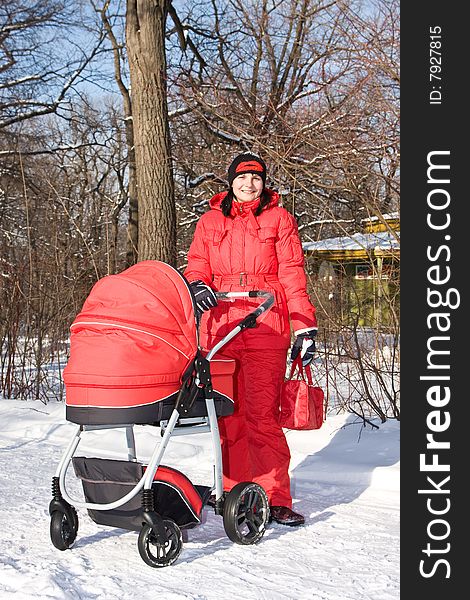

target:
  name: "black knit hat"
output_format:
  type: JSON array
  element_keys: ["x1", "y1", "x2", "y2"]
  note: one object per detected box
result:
[{"x1": 227, "y1": 152, "x2": 267, "y2": 187}]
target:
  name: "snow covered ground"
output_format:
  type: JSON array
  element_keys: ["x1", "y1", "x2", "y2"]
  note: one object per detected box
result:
[{"x1": 0, "y1": 399, "x2": 399, "y2": 600}]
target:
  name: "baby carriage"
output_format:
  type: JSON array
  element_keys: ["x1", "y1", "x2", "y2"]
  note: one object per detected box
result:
[{"x1": 49, "y1": 260, "x2": 274, "y2": 567}]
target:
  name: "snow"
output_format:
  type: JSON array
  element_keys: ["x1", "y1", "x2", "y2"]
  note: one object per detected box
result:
[
  {"x1": 360, "y1": 213, "x2": 399, "y2": 224},
  {"x1": 0, "y1": 399, "x2": 399, "y2": 599},
  {"x1": 303, "y1": 230, "x2": 400, "y2": 252}
]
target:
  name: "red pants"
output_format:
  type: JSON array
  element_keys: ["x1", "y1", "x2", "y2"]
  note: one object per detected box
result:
[{"x1": 217, "y1": 346, "x2": 292, "y2": 507}]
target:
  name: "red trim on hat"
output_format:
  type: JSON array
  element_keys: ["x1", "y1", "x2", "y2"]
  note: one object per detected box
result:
[{"x1": 235, "y1": 161, "x2": 264, "y2": 173}]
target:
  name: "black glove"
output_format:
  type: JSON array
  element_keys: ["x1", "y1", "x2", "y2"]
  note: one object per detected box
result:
[
  {"x1": 290, "y1": 329, "x2": 317, "y2": 367},
  {"x1": 190, "y1": 280, "x2": 218, "y2": 315}
]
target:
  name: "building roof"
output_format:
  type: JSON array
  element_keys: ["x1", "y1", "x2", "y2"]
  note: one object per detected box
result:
[
  {"x1": 303, "y1": 230, "x2": 400, "y2": 260},
  {"x1": 360, "y1": 212, "x2": 399, "y2": 224}
]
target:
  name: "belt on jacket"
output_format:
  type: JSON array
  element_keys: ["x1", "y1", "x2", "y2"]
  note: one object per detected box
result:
[{"x1": 213, "y1": 273, "x2": 279, "y2": 287}]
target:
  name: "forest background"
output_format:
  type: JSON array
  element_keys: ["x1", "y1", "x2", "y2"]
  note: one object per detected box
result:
[{"x1": 0, "y1": 0, "x2": 400, "y2": 423}]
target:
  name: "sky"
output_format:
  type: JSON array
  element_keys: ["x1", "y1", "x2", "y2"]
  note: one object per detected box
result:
[{"x1": 0, "y1": 398, "x2": 399, "y2": 600}]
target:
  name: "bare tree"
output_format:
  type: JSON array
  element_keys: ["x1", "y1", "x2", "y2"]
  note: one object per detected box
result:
[
  {"x1": 94, "y1": 0, "x2": 139, "y2": 266},
  {"x1": 1, "y1": 97, "x2": 130, "y2": 401},
  {"x1": 0, "y1": 0, "x2": 105, "y2": 130},
  {"x1": 166, "y1": 0, "x2": 399, "y2": 249},
  {"x1": 125, "y1": 0, "x2": 176, "y2": 264}
]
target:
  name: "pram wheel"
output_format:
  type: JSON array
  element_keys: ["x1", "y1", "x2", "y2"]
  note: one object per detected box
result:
[
  {"x1": 138, "y1": 519, "x2": 183, "y2": 567},
  {"x1": 223, "y1": 482, "x2": 269, "y2": 545},
  {"x1": 50, "y1": 507, "x2": 78, "y2": 550}
]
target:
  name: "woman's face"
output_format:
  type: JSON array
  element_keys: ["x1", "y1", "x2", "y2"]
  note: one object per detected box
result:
[{"x1": 232, "y1": 173, "x2": 264, "y2": 202}]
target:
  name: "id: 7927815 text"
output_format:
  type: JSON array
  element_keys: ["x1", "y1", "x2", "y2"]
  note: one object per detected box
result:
[{"x1": 429, "y1": 26, "x2": 442, "y2": 105}]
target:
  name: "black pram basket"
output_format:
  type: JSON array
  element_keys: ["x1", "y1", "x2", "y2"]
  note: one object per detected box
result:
[{"x1": 72, "y1": 457, "x2": 211, "y2": 531}]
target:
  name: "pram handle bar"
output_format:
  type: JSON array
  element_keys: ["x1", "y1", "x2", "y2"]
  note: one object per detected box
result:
[
  {"x1": 205, "y1": 291, "x2": 274, "y2": 361},
  {"x1": 215, "y1": 290, "x2": 275, "y2": 322},
  {"x1": 216, "y1": 289, "x2": 274, "y2": 301}
]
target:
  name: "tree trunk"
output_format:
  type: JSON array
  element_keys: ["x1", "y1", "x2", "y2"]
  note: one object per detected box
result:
[
  {"x1": 126, "y1": 0, "x2": 176, "y2": 265},
  {"x1": 126, "y1": 133, "x2": 139, "y2": 266}
]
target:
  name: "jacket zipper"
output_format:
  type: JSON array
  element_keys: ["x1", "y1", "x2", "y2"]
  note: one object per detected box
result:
[
  {"x1": 73, "y1": 313, "x2": 179, "y2": 334},
  {"x1": 65, "y1": 382, "x2": 179, "y2": 389},
  {"x1": 70, "y1": 320, "x2": 192, "y2": 360},
  {"x1": 240, "y1": 209, "x2": 247, "y2": 297}
]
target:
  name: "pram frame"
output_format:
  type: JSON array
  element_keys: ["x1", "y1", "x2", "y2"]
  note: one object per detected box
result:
[{"x1": 52, "y1": 290, "x2": 274, "y2": 515}]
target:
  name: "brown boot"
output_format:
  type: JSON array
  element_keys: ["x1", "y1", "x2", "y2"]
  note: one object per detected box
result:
[{"x1": 269, "y1": 506, "x2": 305, "y2": 526}]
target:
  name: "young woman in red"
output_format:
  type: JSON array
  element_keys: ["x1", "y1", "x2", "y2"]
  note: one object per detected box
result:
[{"x1": 185, "y1": 153, "x2": 317, "y2": 525}]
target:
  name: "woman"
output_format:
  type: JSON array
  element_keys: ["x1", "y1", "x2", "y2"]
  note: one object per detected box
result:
[{"x1": 184, "y1": 152, "x2": 317, "y2": 526}]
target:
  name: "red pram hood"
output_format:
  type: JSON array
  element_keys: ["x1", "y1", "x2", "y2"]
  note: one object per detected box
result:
[{"x1": 64, "y1": 261, "x2": 199, "y2": 424}]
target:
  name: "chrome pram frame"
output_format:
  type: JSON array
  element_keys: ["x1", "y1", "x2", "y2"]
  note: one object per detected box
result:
[{"x1": 49, "y1": 290, "x2": 274, "y2": 567}]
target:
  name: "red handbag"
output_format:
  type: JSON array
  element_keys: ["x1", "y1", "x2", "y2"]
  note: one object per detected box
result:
[{"x1": 279, "y1": 356, "x2": 325, "y2": 430}]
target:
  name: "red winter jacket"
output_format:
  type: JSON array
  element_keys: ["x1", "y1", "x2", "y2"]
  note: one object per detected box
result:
[{"x1": 184, "y1": 189, "x2": 317, "y2": 351}]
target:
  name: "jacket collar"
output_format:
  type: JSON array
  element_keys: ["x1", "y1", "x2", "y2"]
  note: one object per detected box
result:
[
  {"x1": 230, "y1": 198, "x2": 260, "y2": 218},
  {"x1": 209, "y1": 188, "x2": 280, "y2": 212}
]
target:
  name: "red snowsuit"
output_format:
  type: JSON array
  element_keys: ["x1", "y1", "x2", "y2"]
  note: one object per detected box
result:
[{"x1": 184, "y1": 189, "x2": 317, "y2": 507}]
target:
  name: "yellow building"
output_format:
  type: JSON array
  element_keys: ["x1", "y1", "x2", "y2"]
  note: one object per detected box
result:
[{"x1": 303, "y1": 213, "x2": 400, "y2": 327}]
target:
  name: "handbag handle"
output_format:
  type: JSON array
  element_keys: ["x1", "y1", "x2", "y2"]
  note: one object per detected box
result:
[{"x1": 288, "y1": 355, "x2": 313, "y2": 386}]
